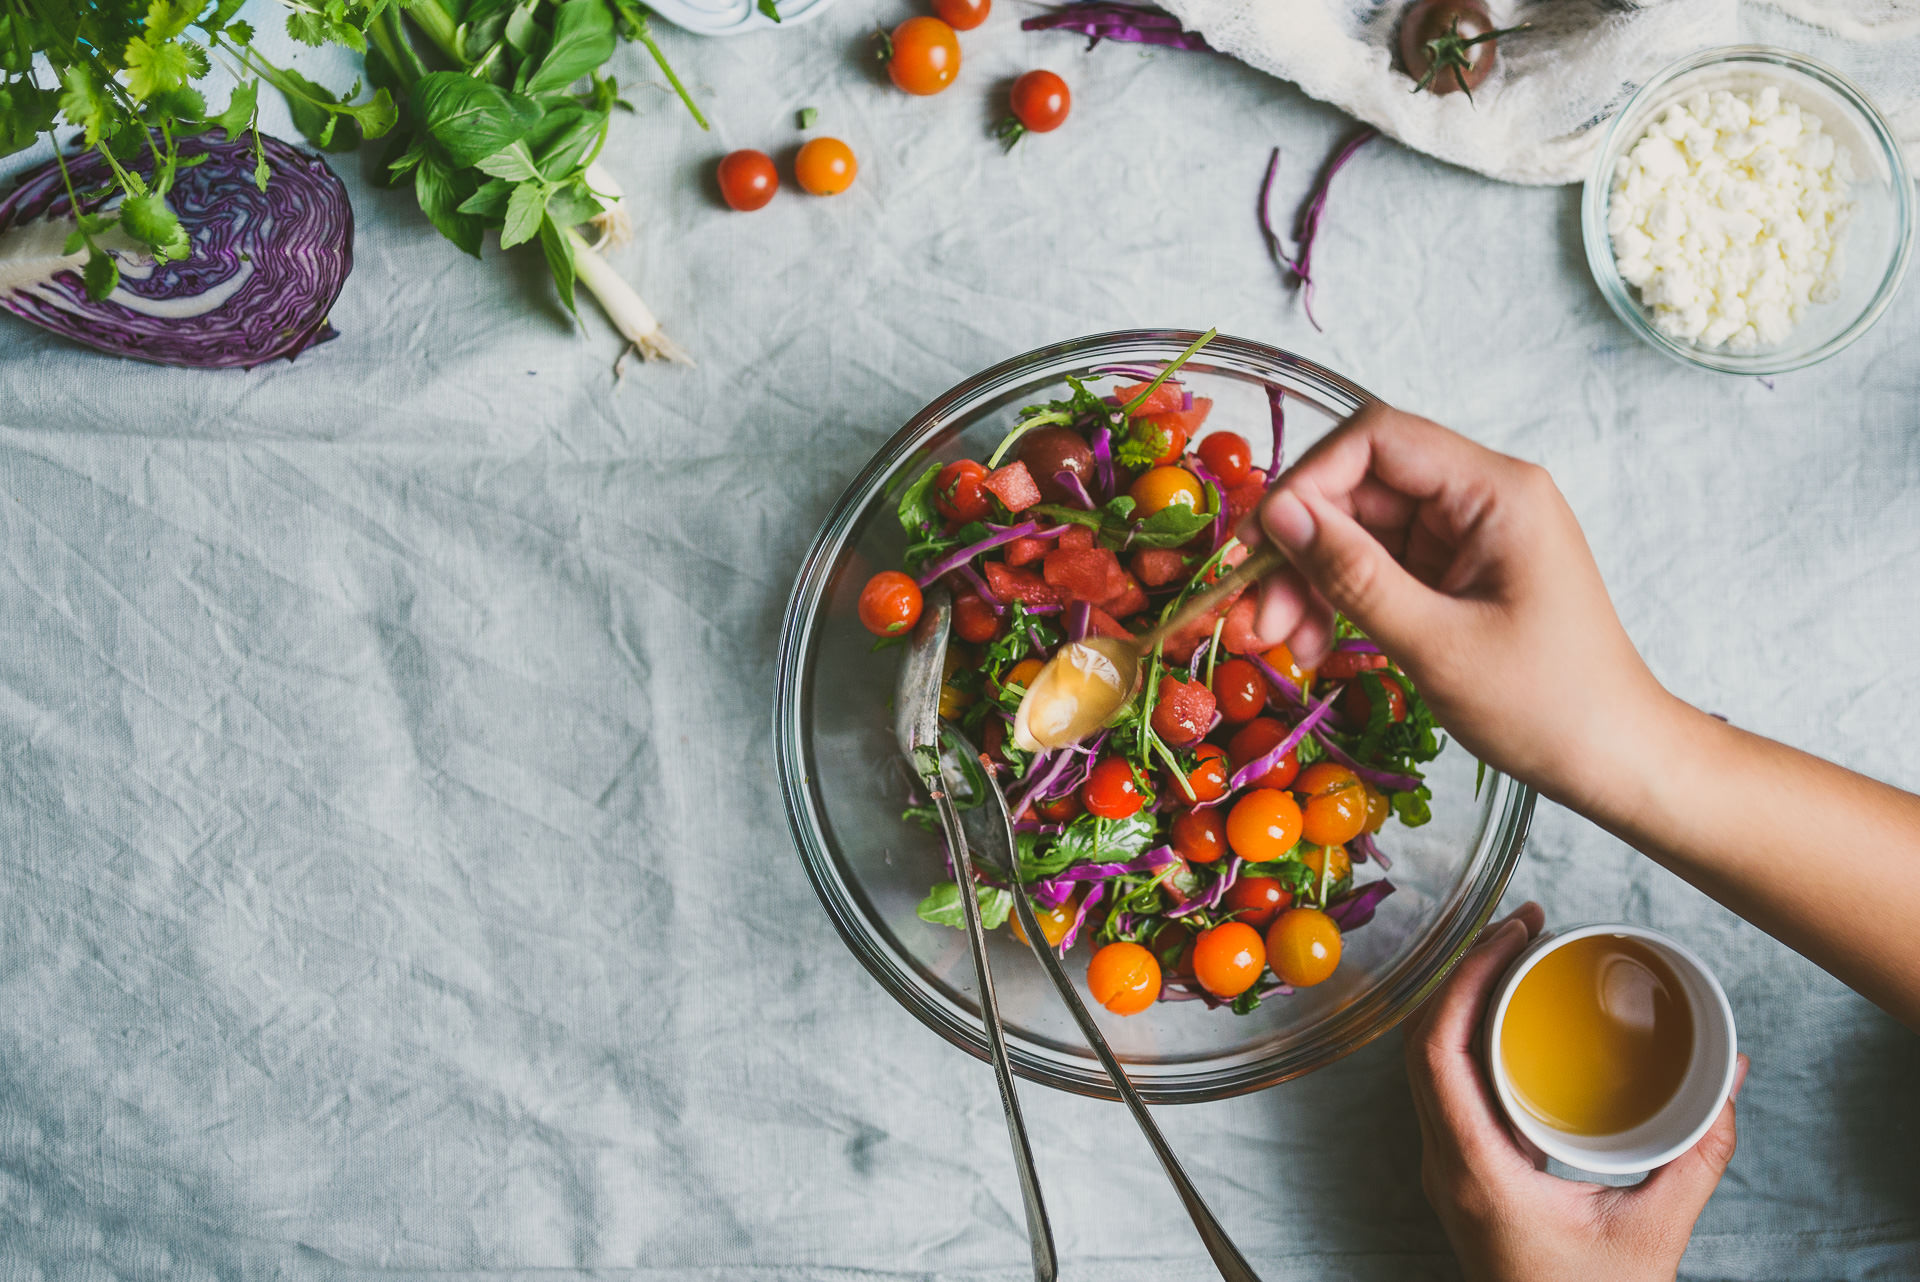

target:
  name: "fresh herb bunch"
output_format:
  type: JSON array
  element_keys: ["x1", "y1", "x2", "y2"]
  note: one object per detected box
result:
[
  {"x1": 0, "y1": 0, "x2": 393, "y2": 296},
  {"x1": 291, "y1": 0, "x2": 707, "y2": 362}
]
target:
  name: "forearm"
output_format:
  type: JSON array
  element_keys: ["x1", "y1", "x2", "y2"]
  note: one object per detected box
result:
[{"x1": 1582, "y1": 693, "x2": 1920, "y2": 1030}]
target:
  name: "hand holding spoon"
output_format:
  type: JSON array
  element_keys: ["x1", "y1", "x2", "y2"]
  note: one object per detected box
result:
[{"x1": 1012, "y1": 543, "x2": 1288, "y2": 753}]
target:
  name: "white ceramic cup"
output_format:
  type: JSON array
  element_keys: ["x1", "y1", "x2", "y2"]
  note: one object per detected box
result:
[{"x1": 1482, "y1": 923, "x2": 1738, "y2": 1176}]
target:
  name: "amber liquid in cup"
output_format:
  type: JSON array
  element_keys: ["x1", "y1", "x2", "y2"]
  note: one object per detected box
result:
[{"x1": 1499, "y1": 935, "x2": 1694, "y2": 1135}]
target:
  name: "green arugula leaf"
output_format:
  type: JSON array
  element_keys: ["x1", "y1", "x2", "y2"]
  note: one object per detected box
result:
[
  {"x1": 499, "y1": 179, "x2": 547, "y2": 248},
  {"x1": 412, "y1": 72, "x2": 541, "y2": 168},
  {"x1": 1129, "y1": 503, "x2": 1215, "y2": 549},
  {"x1": 1021, "y1": 813, "x2": 1157, "y2": 879},
  {"x1": 895, "y1": 461, "x2": 943, "y2": 537},
  {"x1": 525, "y1": 0, "x2": 616, "y2": 95}
]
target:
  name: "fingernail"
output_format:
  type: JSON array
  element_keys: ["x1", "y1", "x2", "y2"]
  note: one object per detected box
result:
[{"x1": 1264, "y1": 491, "x2": 1315, "y2": 551}]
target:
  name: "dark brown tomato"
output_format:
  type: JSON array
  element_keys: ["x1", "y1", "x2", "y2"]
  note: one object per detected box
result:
[
  {"x1": 1398, "y1": 0, "x2": 1522, "y2": 98},
  {"x1": 1017, "y1": 426, "x2": 1097, "y2": 506}
]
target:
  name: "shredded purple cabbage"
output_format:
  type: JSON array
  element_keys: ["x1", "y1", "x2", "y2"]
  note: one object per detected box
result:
[
  {"x1": 1188, "y1": 458, "x2": 1232, "y2": 552},
  {"x1": 1065, "y1": 599, "x2": 1092, "y2": 642},
  {"x1": 1090, "y1": 425, "x2": 1115, "y2": 499},
  {"x1": 1093, "y1": 363, "x2": 1163, "y2": 380},
  {"x1": 1167, "y1": 856, "x2": 1242, "y2": 918},
  {"x1": 956, "y1": 561, "x2": 1005, "y2": 614},
  {"x1": 1054, "y1": 469, "x2": 1097, "y2": 510},
  {"x1": 1326, "y1": 879, "x2": 1395, "y2": 931},
  {"x1": 0, "y1": 131, "x2": 352, "y2": 368},
  {"x1": 1033, "y1": 846, "x2": 1179, "y2": 898},
  {"x1": 1311, "y1": 731, "x2": 1423, "y2": 793},
  {"x1": 1008, "y1": 750, "x2": 1061, "y2": 819},
  {"x1": 1021, "y1": 2, "x2": 1212, "y2": 50},
  {"x1": 1350, "y1": 830, "x2": 1392, "y2": 871},
  {"x1": 1056, "y1": 883, "x2": 1105, "y2": 951},
  {"x1": 1257, "y1": 129, "x2": 1379, "y2": 332},
  {"x1": 1266, "y1": 385, "x2": 1286, "y2": 476},
  {"x1": 1180, "y1": 387, "x2": 1194, "y2": 412},
  {"x1": 1248, "y1": 651, "x2": 1307, "y2": 709},
  {"x1": 1333, "y1": 637, "x2": 1383, "y2": 654},
  {"x1": 1220, "y1": 691, "x2": 1337, "y2": 795},
  {"x1": 1187, "y1": 638, "x2": 1210, "y2": 682},
  {"x1": 915, "y1": 520, "x2": 1040, "y2": 587}
]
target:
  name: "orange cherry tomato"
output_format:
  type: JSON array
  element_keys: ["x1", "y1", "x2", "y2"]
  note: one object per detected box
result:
[
  {"x1": 1267, "y1": 907, "x2": 1341, "y2": 987},
  {"x1": 794, "y1": 137, "x2": 858, "y2": 195},
  {"x1": 1300, "y1": 843, "x2": 1351, "y2": 886},
  {"x1": 1011, "y1": 895, "x2": 1076, "y2": 948},
  {"x1": 933, "y1": 0, "x2": 990, "y2": 29},
  {"x1": 1127, "y1": 466, "x2": 1203, "y2": 518},
  {"x1": 1226, "y1": 788, "x2": 1302, "y2": 862},
  {"x1": 1297, "y1": 762, "x2": 1367, "y2": 847},
  {"x1": 1221, "y1": 874, "x2": 1293, "y2": 931},
  {"x1": 952, "y1": 589, "x2": 1000, "y2": 643},
  {"x1": 858, "y1": 570, "x2": 922, "y2": 636},
  {"x1": 1083, "y1": 757, "x2": 1145, "y2": 819},
  {"x1": 1008, "y1": 69, "x2": 1071, "y2": 133},
  {"x1": 716, "y1": 149, "x2": 777, "y2": 211},
  {"x1": 1363, "y1": 783, "x2": 1390, "y2": 833},
  {"x1": 1002, "y1": 657, "x2": 1044, "y2": 691},
  {"x1": 1087, "y1": 941, "x2": 1161, "y2": 1015},
  {"x1": 1210, "y1": 657, "x2": 1267, "y2": 724},
  {"x1": 1342, "y1": 672, "x2": 1409, "y2": 725},
  {"x1": 1192, "y1": 922, "x2": 1266, "y2": 998},
  {"x1": 1260, "y1": 642, "x2": 1316, "y2": 695},
  {"x1": 886, "y1": 17, "x2": 961, "y2": 95},
  {"x1": 1197, "y1": 432, "x2": 1253, "y2": 486},
  {"x1": 1170, "y1": 807, "x2": 1227, "y2": 864},
  {"x1": 1226, "y1": 717, "x2": 1301, "y2": 790},
  {"x1": 935, "y1": 459, "x2": 992, "y2": 521},
  {"x1": 1173, "y1": 742, "x2": 1229, "y2": 804}
]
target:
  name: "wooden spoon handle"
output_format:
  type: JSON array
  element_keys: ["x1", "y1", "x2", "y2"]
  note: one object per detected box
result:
[{"x1": 1135, "y1": 542, "x2": 1289, "y2": 654}]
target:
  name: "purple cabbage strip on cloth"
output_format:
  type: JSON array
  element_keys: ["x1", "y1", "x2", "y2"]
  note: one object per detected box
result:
[
  {"x1": 1020, "y1": 2, "x2": 1212, "y2": 51},
  {"x1": 0, "y1": 131, "x2": 353, "y2": 369}
]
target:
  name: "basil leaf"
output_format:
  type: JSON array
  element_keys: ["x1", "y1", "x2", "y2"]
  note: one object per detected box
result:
[
  {"x1": 527, "y1": 104, "x2": 603, "y2": 179},
  {"x1": 413, "y1": 72, "x2": 540, "y2": 168},
  {"x1": 525, "y1": 0, "x2": 617, "y2": 95},
  {"x1": 537, "y1": 211, "x2": 578, "y2": 314},
  {"x1": 475, "y1": 139, "x2": 540, "y2": 181},
  {"x1": 916, "y1": 883, "x2": 1012, "y2": 931},
  {"x1": 414, "y1": 152, "x2": 484, "y2": 257},
  {"x1": 499, "y1": 180, "x2": 548, "y2": 249},
  {"x1": 456, "y1": 176, "x2": 515, "y2": 218}
]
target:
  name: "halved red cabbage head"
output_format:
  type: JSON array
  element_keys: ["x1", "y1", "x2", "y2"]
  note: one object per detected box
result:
[{"x1": 0, "y1": 132, "x2": 352, "y2": 369}]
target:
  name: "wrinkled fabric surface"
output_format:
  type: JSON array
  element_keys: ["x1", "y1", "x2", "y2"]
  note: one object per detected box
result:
[
  {"x1": 1161, "y1": 0, "x2": 1920, "y2": 184},
  {"x1": 1, "y1": 5, "x2": 1917, "y2": 1281}
]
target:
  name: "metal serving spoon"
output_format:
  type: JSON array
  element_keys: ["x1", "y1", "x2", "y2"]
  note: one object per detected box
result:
[
  {"x1": 895, "y1": 585, "x2": 1058, "y2": 1282},
  {"x1": 958, "y1": 762, "x2": 1266, "y2": 1282},
  {"x1": 1012, "y1": 543, "x2": 1289, "y2": 753}
]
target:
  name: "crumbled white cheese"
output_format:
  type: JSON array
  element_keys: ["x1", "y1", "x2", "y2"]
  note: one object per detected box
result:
[{"x1": 1608, "y1": 85, "x2": 1855, "y2": 352}]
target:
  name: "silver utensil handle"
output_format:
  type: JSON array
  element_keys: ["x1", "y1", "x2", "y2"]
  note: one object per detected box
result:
[
  {"x1": 931, "y1": 784, "x2": 1059, "y2": 1282},
  {"x1": 1003, "y1": 835, "x2": 1263, "y2": 1282}
]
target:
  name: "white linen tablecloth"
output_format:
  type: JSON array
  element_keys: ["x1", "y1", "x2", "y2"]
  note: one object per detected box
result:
[{"x1": 1, "y1": 5, "x2": 1916, "y2": 1279}]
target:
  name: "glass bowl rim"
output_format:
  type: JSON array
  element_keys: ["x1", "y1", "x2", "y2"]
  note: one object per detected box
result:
[
  {"x1": 1579, "y1": 44, "x2": 1916, "y2": 376},
  {"x1": 773, "y1": 329, "x2": 1537, "y2": 1103}
]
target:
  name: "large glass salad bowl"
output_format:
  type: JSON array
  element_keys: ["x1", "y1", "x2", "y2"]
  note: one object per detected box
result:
[{"x1": 775, "y1": 331, "x2": 1533, "y2": 1103}]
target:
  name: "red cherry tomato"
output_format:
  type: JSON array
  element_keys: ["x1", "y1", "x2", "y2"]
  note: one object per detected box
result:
[
  {"x1": 1342, "y1": 673, "x2": 1409, "y2": 725},
  {"x1": 1210, "y1": 658, "x2": 1268, "y2": 724},
  {"x1": 1083, "y1": 758, "x2": 1145, "y2": 819},
  {"x1": 1150, "y1": 675, "x2": 1214, "y2": 747},
  {"x1": 716, "y1": 149, "x2": 778, "y2": 212},
  {"x1": 1319, "y1": 649, "x2": 1390, "y2": 680},
  {"x1": 933, "y1": 0, "x2": 990, "y2": 28},
  {"x1": 1221, "y1": 874, "x2": 1293, "y2": 931},
  {"x1": 1226, "y1": 788, "x2": 1303, "y2": 862},
  {"x1": 1087, "y1": 941, "x2": 1160, "y2": 1014},
  {"x1": 858, "y1": 571, "x2": 922, "y2": 636},
  {"x1": 1170, "y1": 807, "x2": 1226, "y2": 864},
  {"x1": 1297, "y1": 762, "x2": 1367, "y2": 847},
  {"x1": 1192, "y1": 922, "x2": 1266, "y2": 998},
  {"x1": 952, "y1": 589, "x2": 1000, "y2": 643},
  {"x1": 1267, "y1": 907, "x2": 1341, "y2": 986},
  {"x1": 1175, "y1": 743, "x2": 1229, "y2": 804},
  {"x1": 1036, "y1": 790, "x2": 1082, "y2": 822},
  {"x1": 935, "y1": 459, "x2": 992, "y2": 521},
  {"x1": 886, "y1": 17, "x2": 961, "y2": 95},
  {"x1": 1197, "y1": 432, "x2": 1253, "y2": 486},
  {"x1": 794, "y1": 137, "x2": 858, "y2": 196},
  {"x1": 1009, "y1": 69, "x2": 1071, "y2": 133},
  {"x1": 1227, "y1": 717, "x2": 1301, "y2": 790}
]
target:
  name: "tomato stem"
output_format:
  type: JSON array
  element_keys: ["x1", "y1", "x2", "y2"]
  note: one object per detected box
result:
[{"x1": 1411, "y1": 19, "x2": 1528, "y2": 101}]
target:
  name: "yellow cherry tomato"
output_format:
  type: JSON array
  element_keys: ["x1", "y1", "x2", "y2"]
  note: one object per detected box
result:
[
  {"x1": 1011, "y1": 895, "x2": 1076, "y2": 949},
  {"x1": 1127, "y1": 466, "x2": 1203, "y2": 519},
  {"x1": 1267, "y1": 907, "x2": 1341, "y2": 987},
  {"x1": 1300, "y1": 843, "x2": 1351, "y2": 886},
  {"x1": 795, "y1": 137, "x2": 858, "y2": 195}
]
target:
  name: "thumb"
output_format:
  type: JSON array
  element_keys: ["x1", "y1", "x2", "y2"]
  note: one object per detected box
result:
[
  {"x1": 1260, "y1": 484, "x2": 1435, "y2": 651},
  {"x1": 1619, "y1": 1054, "x2": 1747, "y2": 1230}
]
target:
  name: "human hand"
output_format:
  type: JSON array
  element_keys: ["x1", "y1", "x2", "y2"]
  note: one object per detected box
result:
[
  {"x1": 1404, "y1": 902, "x2": 1749, "y2": 1282},
  {"x1": 1246, "y1": 404, "x2": 1674, "y2": 814}
]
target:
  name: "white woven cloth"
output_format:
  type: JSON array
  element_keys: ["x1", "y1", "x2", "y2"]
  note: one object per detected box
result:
[{"x1": 1159, "y1": 0, "x2": 1920, "y2": 184}]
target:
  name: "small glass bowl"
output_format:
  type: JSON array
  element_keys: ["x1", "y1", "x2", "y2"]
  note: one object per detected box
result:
[
  {"x1": 1581, "y1": 46, "x2": 1914, "y2": 375},
  {"x1": 774, "y1": 331, "x2": 1535, "y2": 1103}
]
